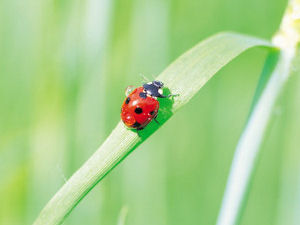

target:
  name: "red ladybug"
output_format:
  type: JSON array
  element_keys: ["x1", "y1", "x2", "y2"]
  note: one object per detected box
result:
[{"x1": 121, "y1": 80, "x2": 173, "y2": 130}]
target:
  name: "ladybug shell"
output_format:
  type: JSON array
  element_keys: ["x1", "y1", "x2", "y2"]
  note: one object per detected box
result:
[{"x1": 121, "y1": 87, "x2": 159, "y2": 129}]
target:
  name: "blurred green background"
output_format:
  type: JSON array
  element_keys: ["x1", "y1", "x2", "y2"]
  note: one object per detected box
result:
[{"x1": 2, "y1": 0, "x2": 299, "y2": 224}]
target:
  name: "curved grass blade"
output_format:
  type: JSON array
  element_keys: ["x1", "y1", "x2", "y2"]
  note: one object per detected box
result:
[{"x1": 33, "y1": 32, "x2": 274, "y2": 225}]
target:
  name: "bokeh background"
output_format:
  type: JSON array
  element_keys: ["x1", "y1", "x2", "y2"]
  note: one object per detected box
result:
[{"x1": 2, "y1": 0, "x2": 300, "y2": 224}]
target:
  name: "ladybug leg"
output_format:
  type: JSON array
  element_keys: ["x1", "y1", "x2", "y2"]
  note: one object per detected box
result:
[
  {"x1": 139, "y1": 73, "x2": 150, "y2": 83},
  {"x1": 136, "y1": 127, "x2": 144, "y2": 137},
  {"x1": 158, "y1": 93, "x2": 179, "y2": 98},
  {"x1": 125, "y1": 86, "x2": 135, "y2": 96},
  {"x1": 154, "y1": 116, "x2": 160, "y2": 125},
  {"x1": 166, "y1": 93, "x2": 179, "y2": 98},
  {"x1": 136, "y1": 129, "x2": 141, "y2": 137}
]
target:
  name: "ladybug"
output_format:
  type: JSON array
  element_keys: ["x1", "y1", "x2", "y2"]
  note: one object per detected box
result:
[{"x1": 121, "y1": 80, "x2": 173, "y2": 130}]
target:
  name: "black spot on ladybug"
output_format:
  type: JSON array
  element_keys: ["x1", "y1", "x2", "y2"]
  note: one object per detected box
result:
[
  {"x1": 139, "y1": 92, "x2": 147, "y2": 99},
  {"x1": 135, "y1": 107, "x2": 143, "y2": 114},
  {"x1": 132, "y1": 122, "x2": 141, "y2": 128},
  {"x1": 149, "y1": 111, "x2": 154, "y2": 115},
  {"x1": 125, "y1": 97, "x2": 130, "y2": 104}
]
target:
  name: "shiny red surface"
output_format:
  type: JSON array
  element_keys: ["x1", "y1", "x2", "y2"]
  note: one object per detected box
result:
[{"x1": 121, "y1": 87, "x2": 159, "y2": 129}]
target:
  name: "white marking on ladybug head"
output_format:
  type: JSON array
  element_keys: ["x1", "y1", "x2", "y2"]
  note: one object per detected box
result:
[{"x1": 158, "y1": 89, "x2": 163, "y2": 95}]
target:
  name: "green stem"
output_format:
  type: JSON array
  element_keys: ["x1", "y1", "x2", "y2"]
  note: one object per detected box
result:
[
  {"x1": 216, "y1": 1, "x2": 300, "y2": 224},
  {"x1": 216, "y1": 51, "x2": 292, "y2": 225}
]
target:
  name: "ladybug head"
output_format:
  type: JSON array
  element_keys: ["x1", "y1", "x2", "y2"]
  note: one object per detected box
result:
[{"x1": 153, "y1": 80, "x2": 164, "y2": 88}]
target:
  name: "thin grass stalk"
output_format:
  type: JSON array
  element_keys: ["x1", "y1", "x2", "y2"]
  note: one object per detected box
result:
[
  {"x1": 216, "y1": 0, "x2": 300, "y2": 224},
  {"x1": 216, "y1": 51, "x2": 292, "y2": 225}
]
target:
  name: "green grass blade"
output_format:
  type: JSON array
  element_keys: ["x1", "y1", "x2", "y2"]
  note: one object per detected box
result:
[
  {"x1": 33, "y1": 32, "x2": 273, "y2": 225},
  {"x1": 157, "y1": 32, "x2": 273, "y2": 112}
]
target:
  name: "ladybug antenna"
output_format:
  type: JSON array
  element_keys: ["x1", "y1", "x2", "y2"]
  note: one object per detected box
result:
[{"x1": 139, "y1": 73, "x2": 150, "y2": 83}]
